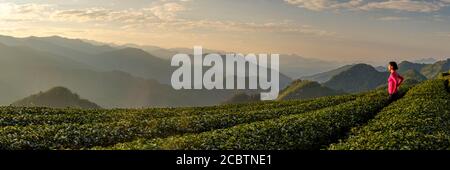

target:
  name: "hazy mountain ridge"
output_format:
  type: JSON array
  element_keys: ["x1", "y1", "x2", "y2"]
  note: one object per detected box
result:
[
  {"x1": 92, "y1": 47, "x2": 173, "y2": 83},
  {"x1": 412, "y1": 58, "x2": 437, "y2": 64},
  {"x1": 398, "y1": 59, "x2": 450, "y2": 79},
  {"x1": 1, "y1": 34, "x2": 448, "y2": 108},
  {"x1": 279, "y1": 54, "x2": 343, "y2": 79},
  {"x1": 11, "y1": 87, "x2": 101, "y2": 109},
  {"x1": 0, "y1": 35, "x2": 116, "y2": 69},
  {"x1": 125, "y1": 43, "x2": 342, "y2": 79},
  {"x1": 401, "y1": 69, "x2": 427, "y2": 82},
  {"x1": 323, "y1": 64, "x2": 389, "y2": 93},
  {"x1": 0, "y1": 35, "x2": 291, "y2": 108},
  {"x1": 303, "y1": 59, "x2": 449, "y2": 94},
  {"x1": 278, "y1": 80, "x2": 345, "y2": 100},
  {"x1": 302, "y1": 64, "x2": 355, "y2": 83}
]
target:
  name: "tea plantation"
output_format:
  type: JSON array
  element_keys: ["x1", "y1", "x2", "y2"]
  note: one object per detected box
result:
[{"x1": 0, "y1": 79, "x2": 448, "y2": 150}]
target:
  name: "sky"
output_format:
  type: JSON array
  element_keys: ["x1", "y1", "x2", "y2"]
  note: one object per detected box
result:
[{"x1": 1, "y1": 0, "x2": 450, "y2": 64}]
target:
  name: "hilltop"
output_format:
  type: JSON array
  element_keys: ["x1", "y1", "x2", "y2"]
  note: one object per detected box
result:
[
  {"x1": 278, "y1": 80, "x2": 344, "y2": 100},
  {"x1": 11, "y1": 87, "x2": 101, "y2": 109},
  {"x1": 323, "y1": 64, "x2": 389, "y2": 93}
]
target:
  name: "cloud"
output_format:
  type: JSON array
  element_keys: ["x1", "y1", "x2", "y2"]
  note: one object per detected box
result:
[
  {"x1": 377, "y1": 16, "x2": 409, "y2": 21},
  {"x1": 0, "y1": 2, "x2": 334, "y2": 38},
  {"x1": 0, "y1": 3, "x2": 53, "y2": 21},
  {"x1": 285, "y1": 0, "x2": 450, "y2": 13},
  {"x1": 147, "y1": 2, "x2": 187, "y2": 21},
  {"x1": 52, "y1": 8, "x2": 114, "y2": 22},
  {"x1": 284, "y1": 0, "x2": 363, "y2": 11},
  {"x1": 156, "y1": 20, "x2": 336, "y2": 37},
  {"x1": 50, "y1": 2, "x2": 186, "y2": 23},
  {"x1": 0, "y1": 2, "x2": 186, "y2": 23},
  {"x1": 360, "y1": 0, "x2": 445, "y2": 13}
]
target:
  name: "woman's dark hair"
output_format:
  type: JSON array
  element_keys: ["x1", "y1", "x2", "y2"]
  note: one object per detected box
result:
[{"x1": 389, "y1": 61, "x2": 398, "y2": 70}]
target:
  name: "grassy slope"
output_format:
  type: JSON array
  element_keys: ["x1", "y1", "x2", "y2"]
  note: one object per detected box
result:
[
  {"x1": 106, "y1": 88, "x2": 403, "y2": 150},
  {"x1": 0, "y1": 95, "x2": 355, "y2": 149},
  {"x1": 0, "y1": 77, "x2": 448, "y2": 150},
  {"x1": 329, "y1": 79, "x2": 450, "y2": 150}
]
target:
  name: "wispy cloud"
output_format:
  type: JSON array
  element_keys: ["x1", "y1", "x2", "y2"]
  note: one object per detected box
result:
[
  {"x1": 148, "y1": 2, "x2": 187, "y2": 21},
  {"x1": 377, "y1": 16, "x2": 409, "y2": 21},
  {"x1": 284, "y1": 0, "x2": 363, "y2": 11},
  {"x1": 0, "y1": 1, "x2": 186, "y2": 23},
  {"x1": 167, "y1": 20, "x2": 335, "y2": 36},
  {"x1": 285, "y1": 0, "x2": 450, "y2": 13},
  {"x1": 0, "y1": 3, "x2": 54, "y2": 21},
  {"x1": 0, "y1": 2, "x2": 334, "y2": 37},
  {"x1": 360, "y1": 0, "x2": 446, "y2": 13}
]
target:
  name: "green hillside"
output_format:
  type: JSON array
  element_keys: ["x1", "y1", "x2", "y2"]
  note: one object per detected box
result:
[
  {"x1": 0, "y1": 77, "x2": 448, "y2": 150},
  {"x1": 398, "y1": 61, "x2": 426, "y2": 73},
  {"x1": 399, "y1": 59, "x2": 450, "y2": 79},
  {"x1": 420, "y1": 59, "x2": 450, "y2": 79},
  {"x1": 302, "y1": 64, "x2": 354, "y2": 83},
  {"x1": 330, "y1": 79, "x2": 450, "y2": 150},
  {"x1": 324, "y1": 64, "x2": 389, "y2": 93},
  {"x1": 402, "y1": 69, "x2": 427, "y2": 82},
  {"x1": 278, "y1": 80, "x2": 344, "y2": 100},
  {"x1": 11, "y1": 87, "x2": 101, "y2": 109}
]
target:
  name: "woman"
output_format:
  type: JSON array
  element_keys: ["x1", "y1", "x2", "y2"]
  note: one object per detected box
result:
[{"x1": 387, "y1": 61, "x2": 404, "y2": 102}]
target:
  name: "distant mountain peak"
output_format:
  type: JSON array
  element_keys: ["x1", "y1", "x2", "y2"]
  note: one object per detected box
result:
[
  {"x1": 323, "y1": 64, "x2": 389, "y2": 93},
  {"x1": 402, "y1": 69, "x2": 427, "y2": 82},
  {"x1": 351, "y1": 63, "x2": 377, "y2": 70},
  {"x1": 11, "y1": 86, "x2": 101, "y2": 109},
  {"x1": 277, "y1": 79, "x2": 344, "y2": 100},
  {"x1": 117, "y1": 47, "x2": 148, "y2": 54},
  {"x1": 412, "y1": 58, "x2": 437, "y2": 64}
]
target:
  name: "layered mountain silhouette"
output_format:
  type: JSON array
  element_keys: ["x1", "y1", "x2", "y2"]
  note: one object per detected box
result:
[
  {"x1": 278, "y1": 54, "x2": 342, "y2": 79},
  {"x1": 91, "y1": 47, "x2": 173, "y2": 83},
  {"x1": 303, "y1": 60, "x2": 449, "y2": 94},
  {"x1": 375, "y1": 66, "x2": 387, "y2": 72},
  {"x1": 401, "y1": 69, "x2": 427, "y2": 82},
  {"x1": 278, "y1": 80, "x2": 344, "y2": 100},
  {"x1": 302, "y1": 64, "x2": 355, "y2": 83},
  {"x1": 11, "y1": 87, "x2": 101, "y2": 109},
  {"x1": 412, "y1": 58, "x2": 437, "y2": 64},
  {"x1": 0, "y1": 34, "x2": 448, "y2": 108},
  {"x1": 126, "y1": 44, "x2": 341, "y2": 79},
  {"x1": 323, "y1": 64, "x2": 389, "y2": 93},
  {"x1": 398, "y1": 60, "x2": 450, "y2": 79},
  {"x1": 0, "y1": 35, "x2": 292, "y2": 108}
]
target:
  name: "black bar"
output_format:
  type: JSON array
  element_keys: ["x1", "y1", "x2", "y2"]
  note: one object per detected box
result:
[{"x1": 0, "y1": 150, "x2": 449, "y2": 169}]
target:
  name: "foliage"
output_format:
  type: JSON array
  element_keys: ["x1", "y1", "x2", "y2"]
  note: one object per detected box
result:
[
  {"x1": 329, "y1": 79, "x2": 450, "y2": 150},
  {"x1": 107, "y1": 89, "x2": 398, "y2": 150},
  {"x1": 0, "y1": 95, "x2": 355, "y2": 149}
]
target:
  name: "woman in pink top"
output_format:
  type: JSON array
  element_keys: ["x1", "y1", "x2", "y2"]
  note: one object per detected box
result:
[{"x1": 387, "y1": 61, "x2": 404, "y2": 102}]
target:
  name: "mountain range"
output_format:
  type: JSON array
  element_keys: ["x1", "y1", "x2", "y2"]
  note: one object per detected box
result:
[
  {"x1": 398, "y1": 60, "x2": 450, "y2": 79},
  {"x1": 299, "y1": 60, "x2": 449, "y2": 94},
  {"x1": 0, "y1": 34, "x2": 448, "y2": 108},
  {"x1": 124, "y1": 43, "x2": 343, "y2": 79},
  {"x1": 322, "y1": 64, "x2": 390, "y2": 93},
  {"x1": 11, "y1": 87, "x2": 101, "y2": 109},
  {"x1": 0, "y1": 35, "x2": 293, "y2": 108}
]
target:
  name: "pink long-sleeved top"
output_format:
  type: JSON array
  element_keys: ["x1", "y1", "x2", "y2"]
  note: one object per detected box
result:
[{"x1": 388, "y1": 71, "x2": 404, "y2": 95}]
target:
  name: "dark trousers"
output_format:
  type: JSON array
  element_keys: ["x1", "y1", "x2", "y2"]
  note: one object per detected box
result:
[{"x1": 388, "y1": 92, "x2": 399, "y2": 103}]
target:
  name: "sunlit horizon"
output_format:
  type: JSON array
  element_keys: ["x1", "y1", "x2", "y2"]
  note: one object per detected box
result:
[{"x1": 1, "y1": 0, "x2": 450, "y2": 65}]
